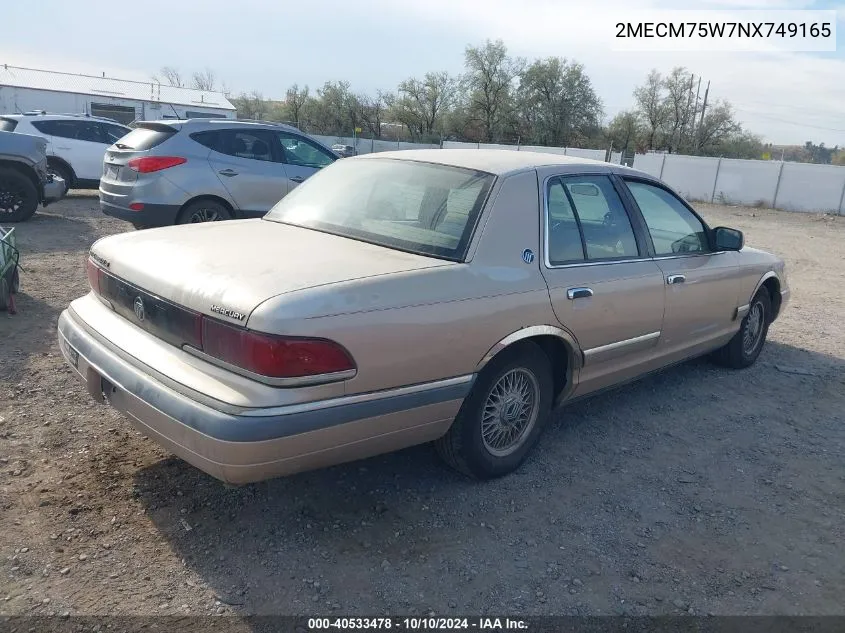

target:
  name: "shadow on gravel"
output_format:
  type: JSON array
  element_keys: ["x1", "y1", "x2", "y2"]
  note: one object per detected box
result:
[
  {"x1": 15, "y1": 211, "x2": 100, "y2": 254},
  {"x1": 0, "y1": 293, "x2": 60, "y2": 386},
  {"x1": 132, "y1": 339, "x2": 845, "y2": 616}
]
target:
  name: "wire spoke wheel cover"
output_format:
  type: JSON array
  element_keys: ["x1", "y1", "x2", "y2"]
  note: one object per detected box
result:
[
  {"x1": 743, "y1": 301, "x2": 765, "y2": 355},
  {"x1": 481, "y1": 368, "x2": 540, "y2": 457}
]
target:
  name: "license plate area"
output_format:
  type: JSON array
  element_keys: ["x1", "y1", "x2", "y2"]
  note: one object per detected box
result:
[{"x1": 60, "y1": 335, "x2": 79, "y2": 369}]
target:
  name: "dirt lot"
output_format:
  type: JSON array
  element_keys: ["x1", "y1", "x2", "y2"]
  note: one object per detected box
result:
[{"x1": 1, "y1": 192, "x2": 844, "y2": 619}]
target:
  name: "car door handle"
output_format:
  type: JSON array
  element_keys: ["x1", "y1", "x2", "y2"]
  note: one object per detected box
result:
[
  {"x1": 289, "y1": 175, "x2": 305, "y2": 183},
  {"x1": 566, "y1": 287, "x2": 594, "y2": 300},
  {"x1": 56, "y1": 146, "x2": 71, "y2": 150},
  {"x1": 218, "y1": 169, "x2": 238, "y2": 177},
  {"x1": 667, "y1": 274, "x2": 686, "y2": 285}
]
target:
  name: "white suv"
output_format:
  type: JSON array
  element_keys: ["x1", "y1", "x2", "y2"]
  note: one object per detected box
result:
[{"x1": 0, "y1": 113, "x2": 131, "y2": 193}]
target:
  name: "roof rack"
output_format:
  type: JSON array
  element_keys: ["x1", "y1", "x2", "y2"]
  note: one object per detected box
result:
[
  {"x1": 19, "y1": 110, "x2": 125, "y2": 124},
  {"x1": 227, "y1": 118, "x2": 300, "y2": 129}
]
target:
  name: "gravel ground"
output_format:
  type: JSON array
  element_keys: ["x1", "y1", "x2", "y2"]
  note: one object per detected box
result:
[{"x1": 1, "y1": 193, "x2": 844, "y2": 618}]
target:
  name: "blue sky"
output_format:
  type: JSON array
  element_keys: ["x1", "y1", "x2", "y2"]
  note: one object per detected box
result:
[{"x1": 3, "y1": 0, "x2": 843, "y2": 145}]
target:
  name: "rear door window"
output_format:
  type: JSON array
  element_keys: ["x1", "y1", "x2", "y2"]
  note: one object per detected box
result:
[
  {"x1": 30, "y1": 120, "x2": 63, "y2": 136},
  {"x1": 101, "y1": 123, "x2": 130, "y2": 144},
  {"x1": 190, "y1": 130, "x2": 224, "y2": 152},
  {"x1": 74, "y1": 121, "x2": 106, "y2": 143},
  {"x1": 219, "y1": 130, "x2": 277, "y2": 162},
  {"x1": 546, "y1": 179, "x2": 585, "y2": 264},
  {"x1": 546, "y1": 175, "x2": 640, "y2": 264},
  {"x1": 30, "y1": 120, "x2": 103, "y2": 143}
]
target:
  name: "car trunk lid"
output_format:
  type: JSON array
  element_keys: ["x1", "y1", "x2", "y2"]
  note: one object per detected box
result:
[
  {"x1": 100, "y1": 122, "x2": 180, "y2": 194},
  {"x1": 90, "y1": 218, "x2": 450, "y2": 328}
]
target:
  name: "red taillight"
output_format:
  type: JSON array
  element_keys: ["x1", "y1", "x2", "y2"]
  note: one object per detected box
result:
[
  {"x1": 129, "y1": 202, "x2": 144, "y2": 211},
  {"x1": 201, "y1": 317, "x2": 356, "y2": 379},
  {"x1": 126, "y1": 156, "x2": 186, "y2": 173},
  {"x1": 86, "y1": 258, "x2": 103, "y2": 293}
]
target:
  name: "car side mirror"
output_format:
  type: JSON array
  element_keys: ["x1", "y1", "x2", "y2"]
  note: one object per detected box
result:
[{"x1": 713, "y1": 226, "x2": 744, "y2": 251}]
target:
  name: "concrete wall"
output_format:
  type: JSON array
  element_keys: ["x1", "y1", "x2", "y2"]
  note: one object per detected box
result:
[
  {"x1": 775, "y1": 163, "x2": 845, "y2": 213},
  {"x1": 631, "y1": 153, "x2": 665, "y2": 178},
  {"x1": 281, "y1": 128, "x2": 845, "y2": 215},
  {"x1": 660, "y1": 155, "x2": 721, "y2": 202},
  {"x1": 712, "y1": 159, "x2": 781, "y2": 207},
  {"x1": 631, "y1": 152, "x2": 845, "y2": 214},
  {"x1": 311, "y1": 134, "x2": 438, "y2": 154},
  {"x1": 0, "y1": 86, "x2": 234, "y2": 121}
]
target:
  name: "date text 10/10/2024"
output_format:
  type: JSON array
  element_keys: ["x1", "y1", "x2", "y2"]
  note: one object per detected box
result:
[{"x1": 308, "y1": 617, "x2": 529, "y2": 630}]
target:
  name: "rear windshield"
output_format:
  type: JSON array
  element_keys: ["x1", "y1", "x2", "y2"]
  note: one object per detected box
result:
[
  {"x1": 114, "y1": 125, "x2": 176, "y2": 150},
  {"x1": 0, "y1": 118, "x2": 18, "y2": 132},
  {"x1": 264, "y1": 158, "x2": 495, "y2": 261}
]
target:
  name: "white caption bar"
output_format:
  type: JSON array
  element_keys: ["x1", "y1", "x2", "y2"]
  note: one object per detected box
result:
[{"x1": 610, "y1": 10, "x2": 837, "y2": 52}]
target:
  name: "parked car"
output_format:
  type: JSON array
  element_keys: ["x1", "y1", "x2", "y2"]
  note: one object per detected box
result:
[
  {"x1": 331, "y1": 144, "x2": 356, "y2": 158},
  {"x1": 58, "y1": 150, "x2": 789, "y2": 484},
  {"x1": 98, "y1": 119, "x2": 339, "y2": 229},
  {"x1": 0, "y1": 130, "x2": 65, "y2": 222},
  {"x1": 0, "y1": 113, "x2": 131, "y2": 194}
]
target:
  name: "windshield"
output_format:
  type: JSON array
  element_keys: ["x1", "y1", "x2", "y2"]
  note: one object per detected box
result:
[{"x1": 264, "y1": 158, "x2": 495, "y2": 261}]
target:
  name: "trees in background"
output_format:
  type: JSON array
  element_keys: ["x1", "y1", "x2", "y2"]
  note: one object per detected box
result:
[
  {"x1": 154, "y1": 66, "x2": 220, "y2": 91},
  {"x1": 221, "y1": 39, "x2": 604, "y2": 147},
  {"x1": 517, "y1": 57, "x2": 603, "y2": 147},
  {"x1": 628, "y1": 67, "x2": 755, "y2": 157},
  {"x1": 157, "y1": 44, "x2": 839, "y2": 162},
  {"x1": 393, "y1": 71, "x2": 457, "y2": 141}
]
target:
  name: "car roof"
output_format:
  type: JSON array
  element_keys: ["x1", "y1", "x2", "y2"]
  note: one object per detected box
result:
[
  {"x1": 356, "y1": 148, "x2": 640, "y2": 177},
  {"x1": 1, "y1": 113, "x2": 128, "y2": 125},
  {"x1": 142, "y1": 118, "x2": 301, "y2": 133}
]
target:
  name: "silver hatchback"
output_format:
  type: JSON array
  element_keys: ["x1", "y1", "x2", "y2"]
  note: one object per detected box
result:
[{"x1": 99, "y1": 119, "x2": 338, "y2": 229}]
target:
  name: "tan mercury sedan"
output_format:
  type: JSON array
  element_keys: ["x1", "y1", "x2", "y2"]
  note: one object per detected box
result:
[{"x1": 58, "y1": 150, "x2": 789, "y2": 483}]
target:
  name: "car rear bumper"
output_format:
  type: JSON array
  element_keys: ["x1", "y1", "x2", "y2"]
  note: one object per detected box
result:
[
  {"x1": 100, "y1": 196, "x2": 181, "y2": 226},
  {"x1": 57, "y1": 308, "x2": 469, "y2": 484},
  {"x1": 42, "y1": 176, "x2": 64, "y2": 205}
]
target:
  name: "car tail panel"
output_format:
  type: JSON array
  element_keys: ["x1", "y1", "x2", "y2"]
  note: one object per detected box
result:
[
  {"x1": 87, "y1": 256, "x2": 357, "y2": 385},
  {"x1": 100, "y1": 122, "x2": 182, "y2": 195},
  {"x1": 96, "y1": 268, "x2": 204, "y2": 350}
]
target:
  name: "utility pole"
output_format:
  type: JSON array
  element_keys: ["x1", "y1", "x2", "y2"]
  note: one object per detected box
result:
[
  {"x1": 696, "y1": 80, "x2": 710, "y2": 154},
  {"x1": 691, "y1": 76, "x2": 702, "y2": 143},
  {"x1": 683, "y1": 73, "x2": 695, "y2": 151}
]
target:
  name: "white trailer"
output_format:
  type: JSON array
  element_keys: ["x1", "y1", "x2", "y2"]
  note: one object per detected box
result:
[{"x1": 0, "y1": 65, "x2": 236, "y2": 124}]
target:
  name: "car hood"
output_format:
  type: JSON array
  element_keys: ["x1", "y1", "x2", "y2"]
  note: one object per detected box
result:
[{"x1": 90, "y1": 219, "x2": 450, "y2": 321}]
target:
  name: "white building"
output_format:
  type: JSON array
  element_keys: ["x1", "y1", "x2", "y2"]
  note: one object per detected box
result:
[{"x1": 0, "y1": 65, "x2": 236, "y2": 124}]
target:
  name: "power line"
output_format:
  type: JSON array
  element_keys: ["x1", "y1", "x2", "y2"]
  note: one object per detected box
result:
[
  {"x1": 732, "y1": 97, "x2": 841, "y2": 117},
  {"x1": 733, "y1": 108, "x2": 845, "y2": 133}
]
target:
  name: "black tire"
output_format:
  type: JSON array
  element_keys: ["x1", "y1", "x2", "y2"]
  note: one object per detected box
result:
[
  {"x1": 435, "y1": 342, "x2": 553, "y2": 479},
  {"x1": 176, "y1": 199, "x2": 232, "y2": 225},
  {"x1": 0, "y1": 167, "x2": 39, "y2": 223},
  {"x1": 711, "y1": 289, "x2": 772, "y2": 369},
  {"x1": 132, "y1": 222, "x2": 151, "y2": 230},
  {"x1": 47, "y1": 160, "x2": 72, "y2": 195},
  {"x1": 0, "y1": 277, "x2": 9, "y2": 311}
]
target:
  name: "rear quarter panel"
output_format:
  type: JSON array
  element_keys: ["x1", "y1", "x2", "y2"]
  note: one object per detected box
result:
[{"x1": 248, "y1": 170, "x2": 562, "y2": 394}]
